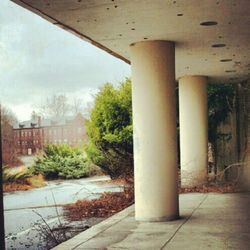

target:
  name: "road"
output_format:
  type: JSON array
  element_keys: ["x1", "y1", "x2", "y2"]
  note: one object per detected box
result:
[{"x1": 4, "y1": 176, "x2": 123, "y2": 249}]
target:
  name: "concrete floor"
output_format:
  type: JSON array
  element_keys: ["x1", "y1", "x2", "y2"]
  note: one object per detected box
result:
[{"x1": 52, "y1": 192, "x2": 250, "y2": 250}]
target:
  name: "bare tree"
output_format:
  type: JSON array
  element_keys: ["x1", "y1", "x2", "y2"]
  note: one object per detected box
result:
[
  {"x1": 1, "y1": 105, "x2": 19, "y2": 166},
  {"x1": 39, "y1": 94, "x2": 71, "y2": 119},
  {"x1": 71, "y1": 98, "x2": 84, "y2": 116},
  {"x1": 1, "y1": 105, "x2": 18, "y2": 126}
]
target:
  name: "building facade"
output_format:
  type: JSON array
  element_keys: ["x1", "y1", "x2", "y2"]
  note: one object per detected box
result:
[{"x1": 14, "y1": 114, "x2": 87, "y2": 155}]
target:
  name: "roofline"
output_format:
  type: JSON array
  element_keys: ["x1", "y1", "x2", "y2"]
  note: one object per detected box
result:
[
  {"x1": 13, "y1": 123, "x2": 81, "y2": 130},
  {"x1": 11, "y1": 0, "x2": 130, "y2": 65}
]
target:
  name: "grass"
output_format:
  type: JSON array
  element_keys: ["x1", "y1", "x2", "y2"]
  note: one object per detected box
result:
[{"x1": 3, "y1": 166, "x2": 46, "y2": 192}]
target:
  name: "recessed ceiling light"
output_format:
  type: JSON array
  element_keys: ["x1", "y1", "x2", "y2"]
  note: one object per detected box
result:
[
  {"x1": 212, "y1": 44, "x2": 226, "y2": 48},
  {"x1": 220, "y1": 59, "x2": 232, "y2": 62},
  {"x1": 200, "y1": 21, "x2": 218, "y2": 26}
]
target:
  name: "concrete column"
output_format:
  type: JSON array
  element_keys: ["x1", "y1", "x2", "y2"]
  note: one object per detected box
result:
[
  {"x1": 179, "y1": 76, "x2": 208, "y2": 187},
  {"x1": 130, "y1": 41, "x2": 179, "y2": 221}
]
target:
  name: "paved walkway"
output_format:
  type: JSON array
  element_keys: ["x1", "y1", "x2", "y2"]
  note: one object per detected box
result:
[
  {"x1": 4, "y1": 176, "x2": 123, "y2": 249},
  {"x1": 53, "y1": 192, "x2": 250, "y2": 250}
]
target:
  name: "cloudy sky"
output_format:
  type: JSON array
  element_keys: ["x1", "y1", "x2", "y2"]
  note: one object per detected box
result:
[{"x1": 0, "y1": 0, "x2": 131, "y2": 121}]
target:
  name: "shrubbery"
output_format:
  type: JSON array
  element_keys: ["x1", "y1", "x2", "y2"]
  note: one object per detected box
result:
[
  {"x1": 85, "y1": 79, "x2": 133, "y2": 178},
  {"x1": 3, "y1": 166, "x2": 32, "y2": 183},
  {"x1": 208, "y1": 83, "x2": 235, "y2": 143},
  {"x1": 31, "y1": 144, "x2": 92, "y2": 179}
]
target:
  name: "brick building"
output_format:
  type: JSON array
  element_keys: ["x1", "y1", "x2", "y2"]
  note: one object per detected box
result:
[{"x1": 14, "y1": 114, "x2": 87, "y2": 155}]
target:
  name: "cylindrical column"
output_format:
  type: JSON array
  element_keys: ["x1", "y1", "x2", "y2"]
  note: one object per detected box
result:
[
  {"x1": 130, "y1": 41, "x2": 179, "y2": 221},
  {"x1": 179, "y1": 75, "x2": 208, "y2": 187}
]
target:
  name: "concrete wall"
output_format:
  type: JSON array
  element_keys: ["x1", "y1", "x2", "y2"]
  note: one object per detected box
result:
[{"x1": 239, "y1": 81, "x2": 250, "y2": 189}]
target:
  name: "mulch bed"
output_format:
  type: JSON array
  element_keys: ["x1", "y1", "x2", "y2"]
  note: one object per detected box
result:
[
  {"x1": 180, "y1": 182, "x2": 243, "y2": 194},
  {"x1": 3, "y1": 180, "x2": 32, "y2": 192},
  {"x1": 63, "y1": 180, "x2": 243, "y2": 222},
  {"x1": 63, "y1": 187, "x2": 134, "y2": 221}
]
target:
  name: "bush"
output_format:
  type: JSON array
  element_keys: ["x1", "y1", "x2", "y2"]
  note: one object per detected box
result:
[
  {"x1": 2, "y1": 166, "x2": 32, "y2": 183},
  {"x1": 31, "y1": 144, "x2": 92, "y2": 179},
  {"x1": 85, "y1": 79, "x2": 133, "y2": 178},
  {"x1": 208, "y1": 83, "x2": 235, "y2": 143}
]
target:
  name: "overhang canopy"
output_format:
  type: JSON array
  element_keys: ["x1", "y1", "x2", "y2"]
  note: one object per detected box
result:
[{"x1": 11, "y1": 0, "x2": 250, "y2": 83}]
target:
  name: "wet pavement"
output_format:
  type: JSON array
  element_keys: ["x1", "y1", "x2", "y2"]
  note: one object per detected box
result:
[{"x1": 4, "y1": 176, "x2": 123, "y2": 249}]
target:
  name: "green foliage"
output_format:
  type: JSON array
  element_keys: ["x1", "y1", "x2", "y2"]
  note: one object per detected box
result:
[
  {"x1": 85, "y1": 78, "x2": 133, "y2": 178},
  {"x1": 208, "y1": 83, "x2": 235, "y2": 142},
  {"x1": 31, "y1": 144, "x2": 92, "y2": 179}
]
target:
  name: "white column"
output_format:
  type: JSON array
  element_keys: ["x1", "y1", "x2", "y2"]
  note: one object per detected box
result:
[
  {"x1": 130, "y1": 41, "x2": 179, "y2": 221},
  {"x1": 179, "y1": 75, "x2": 208, "y2": 187}
]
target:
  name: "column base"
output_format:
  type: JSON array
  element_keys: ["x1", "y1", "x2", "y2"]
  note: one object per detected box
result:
[
  {"x1": 181, "y1": 169, "x2": 207, "y2": 188},
  {"x1": 135, "y1": 214, "x2": 179, "y2": 222}
]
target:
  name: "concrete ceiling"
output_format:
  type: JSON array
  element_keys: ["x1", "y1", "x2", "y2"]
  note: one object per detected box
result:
[{"x1": 11, "y1": 0, "x2": 250, "y2": 83}]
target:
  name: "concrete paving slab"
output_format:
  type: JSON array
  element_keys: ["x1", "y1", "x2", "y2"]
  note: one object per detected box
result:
[{"x1": 52, "y1": 192, "x2": 250, "y2": 250}]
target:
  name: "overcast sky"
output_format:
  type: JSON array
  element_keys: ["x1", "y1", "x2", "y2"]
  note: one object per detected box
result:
[{"x1": 0, "y1": 0, "x2": 131, "y2": 121}]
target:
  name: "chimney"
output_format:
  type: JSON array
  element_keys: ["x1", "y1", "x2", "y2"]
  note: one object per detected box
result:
[{"x1": 38, "y1": 116, "x2": 41, "y2": 127}]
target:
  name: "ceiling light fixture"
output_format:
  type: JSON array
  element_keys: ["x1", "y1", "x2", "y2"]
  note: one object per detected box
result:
[
  {"x1": 220, "y1": 59, "x2": 232, "y2": 62},
  {"x1": 212, "y1": 44, "x2": 226, "y2": 48},
  {"x1": 200, "y1": 21, "x2": 218, "y2": 26}
]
